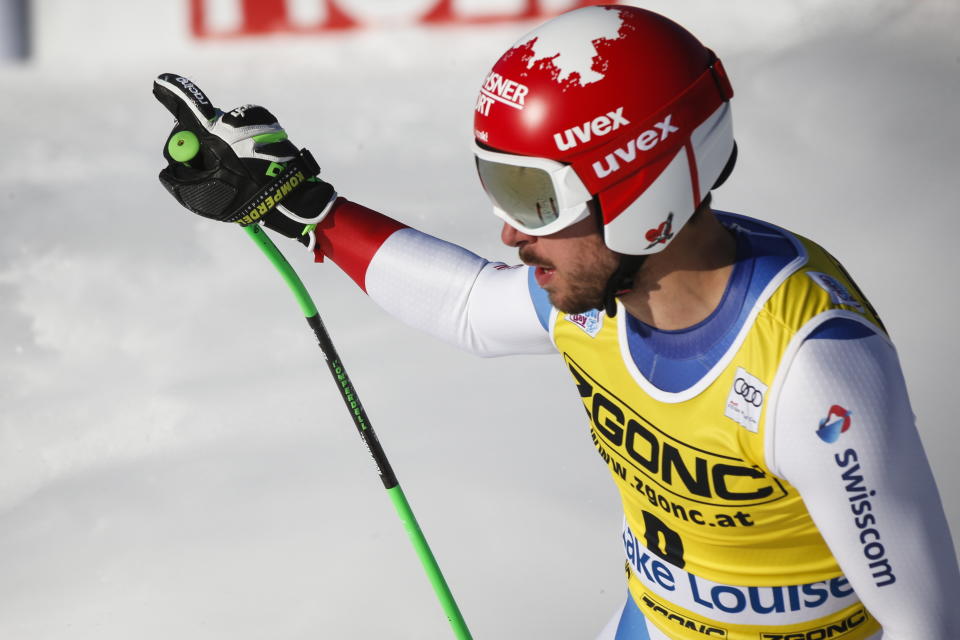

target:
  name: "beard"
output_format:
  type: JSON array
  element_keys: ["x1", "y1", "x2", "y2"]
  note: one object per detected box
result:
[{"x1": 520, "y1": 242, "x2": 619, "y2": 315}]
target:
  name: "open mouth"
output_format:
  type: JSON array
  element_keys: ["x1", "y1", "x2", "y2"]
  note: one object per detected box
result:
[
  {"x1": 533, "y1": 266, "x2": 556, "y2": 287},
  {"x1": 520, "y1": 248, "x2": 556, "y2": 288}
]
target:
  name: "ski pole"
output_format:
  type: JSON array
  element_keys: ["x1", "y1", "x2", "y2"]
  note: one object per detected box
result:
[{"x1": 243, "y1": 223, "x2": 473, "y2": 640}]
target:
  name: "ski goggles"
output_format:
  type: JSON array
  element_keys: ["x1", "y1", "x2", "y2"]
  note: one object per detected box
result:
[{"x1": 473, "y1": 141, "x2": 593, "y2": 236}]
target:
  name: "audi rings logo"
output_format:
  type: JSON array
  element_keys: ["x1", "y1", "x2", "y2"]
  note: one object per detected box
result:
[
  {"x1": 725, "y1": 367, "x2": 768, "y2": 433},
  {"x1": 734, "y1": 377, "x2": 764, "y2": 407}
]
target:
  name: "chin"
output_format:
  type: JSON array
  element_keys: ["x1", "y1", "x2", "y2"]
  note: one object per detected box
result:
[{"x1": 549, "y1": 291, "x2": 604, "y2": 315}]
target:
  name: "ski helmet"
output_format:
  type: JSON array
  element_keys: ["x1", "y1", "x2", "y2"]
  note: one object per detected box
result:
[{"x1": 473, "y1": 5, "x2": 735, "y2": 255}]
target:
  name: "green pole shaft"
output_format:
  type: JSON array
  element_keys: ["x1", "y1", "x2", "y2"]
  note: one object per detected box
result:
[
  {"x1": 387, "y1": 485, "x2": 472, "y2": 639},
  {"x1": 243, "y1": 224, "x2": 472, "y2": 639},
  {"x1": 244, "y1": 224, "x2": 317, "y2": 318}
]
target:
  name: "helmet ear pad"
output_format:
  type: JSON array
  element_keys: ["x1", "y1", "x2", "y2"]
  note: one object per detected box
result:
[
  {"x1": 599, "y1": 149, "x2": 697, "y2": 255},
  {"x1": 597, "y1": 103, "x2": 735, "y2": 256}
]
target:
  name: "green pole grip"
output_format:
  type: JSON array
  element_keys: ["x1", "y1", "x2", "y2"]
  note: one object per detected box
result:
[{"x1": 388, "y1": 485, "x2": 472, "y2": 640}]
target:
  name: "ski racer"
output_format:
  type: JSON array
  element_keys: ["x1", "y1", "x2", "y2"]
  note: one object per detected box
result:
[{"x1": 153, "y1": 5, "x2": 960, "y2": 639}]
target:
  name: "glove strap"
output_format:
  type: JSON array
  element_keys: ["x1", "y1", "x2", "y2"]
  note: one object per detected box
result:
[{"x1": 232, "y1": 149, "x2": 322, "y2": 226}]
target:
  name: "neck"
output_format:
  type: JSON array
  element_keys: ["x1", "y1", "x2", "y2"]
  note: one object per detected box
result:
[{"x1": 619, "y1": 210, "x2": 736, "y2": 330}]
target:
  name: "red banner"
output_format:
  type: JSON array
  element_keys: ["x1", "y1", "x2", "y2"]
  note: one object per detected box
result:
[{"x1": 191, "y1": 0, "x2": 607, "y2": 37}]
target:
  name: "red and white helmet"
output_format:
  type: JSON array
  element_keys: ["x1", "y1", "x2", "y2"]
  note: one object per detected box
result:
[{"x1": 473, "y1": 5, "x2": 735, "y2": 255}]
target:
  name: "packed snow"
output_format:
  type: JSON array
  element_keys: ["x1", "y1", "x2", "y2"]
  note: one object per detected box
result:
[{"x1": 1, "y1": 1, "x2": 958, "y2": 638}]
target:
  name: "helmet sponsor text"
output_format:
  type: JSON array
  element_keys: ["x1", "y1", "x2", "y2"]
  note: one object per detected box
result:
[
  {"x1": 592, "y1": 114, "x2": 679, "y2": 178},
  {"x1": 553, "y1": 106, "x2": 629, "y2": 151},
  {"x1": 476, "y1": 72, "x2": 529, "y2": 116}
]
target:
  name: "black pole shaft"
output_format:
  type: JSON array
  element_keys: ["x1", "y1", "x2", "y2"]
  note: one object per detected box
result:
[{"x1": 305, "y1": 314, "x2": 398, "y2": 489}]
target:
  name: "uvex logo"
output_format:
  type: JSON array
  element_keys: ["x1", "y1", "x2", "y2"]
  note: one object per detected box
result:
[
  {"x1": 553, "y1": 107, "x2": 629, "y2": 151},
  {"x1": 593, "y1": 114, "x2": 679, "y2": 179}
]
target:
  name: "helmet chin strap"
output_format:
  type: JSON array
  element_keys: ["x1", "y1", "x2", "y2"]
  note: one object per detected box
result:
[
  {"x1": 602, "y1": 254, "x2": 646, "y2": 318},
  {"x1": 594, "y1": 203, "x2": 647, "y2": 318}
]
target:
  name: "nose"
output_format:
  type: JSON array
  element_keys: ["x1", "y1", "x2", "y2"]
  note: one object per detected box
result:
[{"x1": 501, "y1": 222, "x2": 535, "y2": 247}]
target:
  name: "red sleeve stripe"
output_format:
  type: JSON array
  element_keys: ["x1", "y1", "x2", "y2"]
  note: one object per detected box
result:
[{"x1": 313, "y1": 198, "x2": 408, "y2": 292}]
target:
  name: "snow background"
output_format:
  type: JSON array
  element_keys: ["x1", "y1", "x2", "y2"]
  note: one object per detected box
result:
[{"x1": 1, "y1": 0, "x2": 958, "y2": 638}]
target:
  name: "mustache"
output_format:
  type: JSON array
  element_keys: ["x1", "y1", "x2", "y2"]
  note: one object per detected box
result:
[{"x1": 519, "y1": 246, "x2": 556, "y2": 270}]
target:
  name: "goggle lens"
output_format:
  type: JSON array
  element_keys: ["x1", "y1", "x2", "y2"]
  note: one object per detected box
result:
[{"x1": 475, "y1": 157, "x2": 560, "y2": 230}]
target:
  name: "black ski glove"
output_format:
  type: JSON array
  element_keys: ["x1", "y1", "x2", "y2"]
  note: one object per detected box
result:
[{"x1": 153, "y1": 73, "x2": 336, "y2": 247}]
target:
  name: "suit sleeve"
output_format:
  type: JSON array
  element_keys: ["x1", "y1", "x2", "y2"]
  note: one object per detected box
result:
[
  {"x1": 311, "y1": 198, "x2": 554, "y2": 357},
  {"x1": 769, "y1": 324, "x2": 960, "y2": 638}
]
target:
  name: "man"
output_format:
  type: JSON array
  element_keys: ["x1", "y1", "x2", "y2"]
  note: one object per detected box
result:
[{"x1": 154, "y1": 5, "x2": 959, "y2": 638}]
